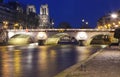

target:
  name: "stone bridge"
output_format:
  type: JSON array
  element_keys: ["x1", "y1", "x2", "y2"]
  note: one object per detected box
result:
[{"x1": 3, "y1": 29, "x2": 115, "y2": 45}]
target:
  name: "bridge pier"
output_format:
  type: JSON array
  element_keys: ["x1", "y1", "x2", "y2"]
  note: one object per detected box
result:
[
  {"x1": 38, "y1": 40, "x2": 45, "y2": 45},
  {"x1": 78, "y1": 40, "x2": 84, "y2": 46},
  {"x1": 0, "y1": 29, "x2": 9, "y2": 45}
]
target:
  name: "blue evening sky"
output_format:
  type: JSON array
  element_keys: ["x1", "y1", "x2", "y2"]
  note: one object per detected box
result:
[{"x1": 4, "y1": 0, "x2": 120, "y2": 28}]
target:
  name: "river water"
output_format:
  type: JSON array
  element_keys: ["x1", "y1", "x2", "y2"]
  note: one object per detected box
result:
[{"x1": 0, "y1": 44, "x2": 104, "y2": 77}]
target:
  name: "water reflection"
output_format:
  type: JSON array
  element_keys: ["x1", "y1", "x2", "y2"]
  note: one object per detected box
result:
[
  {"x1": 14, "y1": 50, "x2": 22, "y2": 77},
  {"x1": 0, "y1": 45, "x2": 103, "y2": 77},
  {"x1": 0, "y1": 46, "x2": 13, "y2": 77}
]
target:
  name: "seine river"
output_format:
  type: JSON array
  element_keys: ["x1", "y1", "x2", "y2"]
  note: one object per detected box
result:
[{"x1": 0, "y1": 44, "x2": 104, "y2": 77}]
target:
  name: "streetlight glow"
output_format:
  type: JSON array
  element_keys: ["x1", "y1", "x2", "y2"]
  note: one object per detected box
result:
[
  {"x1": 111, "y1": 13, "x2": 118, "y2": 19},
  {"x1": 14, "y1": 23, "x2": 19, "y2": 26},
  {"x1": 3, "y1": 21, "x2": 9, "y2": 29},
  {"x1": 82, "y1": 19, "x2": 85, "y2": 22},
  {"x1": 86, "y1": 22, "x2": 88, "y2": 25},
  {"x1": 118, "y1": 21, "x2": 120, "y2": 24}
]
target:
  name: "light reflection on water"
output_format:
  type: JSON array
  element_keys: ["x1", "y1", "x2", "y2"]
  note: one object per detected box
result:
[{"x1": 0, "y1": 45, "x2": 103, "y2": 77}]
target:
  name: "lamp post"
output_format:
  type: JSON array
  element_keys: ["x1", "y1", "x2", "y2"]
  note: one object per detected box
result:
[
  {"x1": 52, "y1": 21, "x2": 54, "y2": 28},
  {"x1": 111, "y1": 13, "x2": 119, "y2": 28},
  {"x1": 3, "y1": 21, "x2": 8, "y2": 29},
  {"x1": 14, "y1": 23, "x2": 19, "y2": 29},
  {"x1": 81, "y1": 19, "x2": 89, "y2": 29}
]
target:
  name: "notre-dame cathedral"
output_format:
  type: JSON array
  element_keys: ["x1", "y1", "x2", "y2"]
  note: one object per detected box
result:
[
  {"x1": 27, "y1": 4, "x2": 53, "y2": 28},
  {"x1": 1, "y1": 0, "x2": 53, "y2": 29}
]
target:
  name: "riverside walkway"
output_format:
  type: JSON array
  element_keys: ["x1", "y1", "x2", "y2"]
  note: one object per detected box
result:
[{"x1": 55, "y1": 46, "x2": 120, "y2": 77}]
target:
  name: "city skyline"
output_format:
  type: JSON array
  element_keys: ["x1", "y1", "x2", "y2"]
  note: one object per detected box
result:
[{"x1": 4, "y1": 0, "x2": 120, "y2": 28}]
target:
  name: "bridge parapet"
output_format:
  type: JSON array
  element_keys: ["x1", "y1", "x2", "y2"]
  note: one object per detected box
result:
[{"x1": 7, "y1": 29, "x2": 115, "y2": 32}]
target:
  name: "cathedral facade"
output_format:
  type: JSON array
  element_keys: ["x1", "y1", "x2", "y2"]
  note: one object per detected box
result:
[
  {"x1": 39, "y1": 4, "x2": 53, "y2": 28},
  {"x1": 27, "y1": 4, "x2": 53, "y2": 28},
  {"x1": 0, "y1": 1, "x2": 53, "y2": 29}
]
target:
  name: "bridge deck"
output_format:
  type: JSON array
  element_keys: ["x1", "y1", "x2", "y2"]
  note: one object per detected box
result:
[{"x1": 7, "y1": 29, "x2": 115, "y2": 32}]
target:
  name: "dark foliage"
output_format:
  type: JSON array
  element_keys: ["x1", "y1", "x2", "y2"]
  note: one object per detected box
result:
[
  {"x1": 114, "y1": 28, "x2": 120, "y2": 39},
  {"x1": 0, "y1": 0, "x2": 3, "y2": 3},
  {"x1": 58, "y1": 22, "x2": 72, "y2": 29},
  {"x1": 8, "y1": 1, "x2": 21, "y2": 10}
]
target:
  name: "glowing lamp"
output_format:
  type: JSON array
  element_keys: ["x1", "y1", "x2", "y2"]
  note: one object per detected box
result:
[
  {"x1": 111, "y1": 13, "x2": 118, "y2": 19},
  {"x1": 37, "y1": 32, "x2": 47, "y2": 40},
  {"x1": 76, "y1": 32, "x2": 88, "y2": 40}
]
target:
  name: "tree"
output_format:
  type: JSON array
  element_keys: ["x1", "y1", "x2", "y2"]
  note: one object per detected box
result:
[
  {"x1": 114, "y1": 28, "x2": 120, "y2": 38},
  {"x1": 58, "y1": 22, "x2": 71, "y2": 29}
]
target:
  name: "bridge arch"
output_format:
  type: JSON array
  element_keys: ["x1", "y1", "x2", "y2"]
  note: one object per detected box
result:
[
  {"x1": 8, "y1": 34, "x2": 35, "y2": 45},
  {"x1": 44, "y1": 33, "x2": 77, "y2": 45},
  {"x1": 86, "y1": 34, "x2": 111, "y2": 45}
]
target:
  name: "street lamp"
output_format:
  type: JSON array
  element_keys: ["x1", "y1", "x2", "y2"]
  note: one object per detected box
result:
[
  {"x1": 86, "y1": 22, "x2": 88, "y2": 25},
  {"x1": 14, "y1": 23, "x2": 19, "y2": 29},
  {"x1": 111, "y1": 13, "x2": 118, "y2": 19},
  {"x1": 14, "y1": 23, "x2": 19, "y2": 26},
  {"x1": 111, "y1": 13, "x2": 120, "y2": 28},
  {"x1": 3, "y1": 21, "x2": 8, "y2": 29},
  {"x1": 82, "y1": 19, "x2": 85, "y2": 22}
]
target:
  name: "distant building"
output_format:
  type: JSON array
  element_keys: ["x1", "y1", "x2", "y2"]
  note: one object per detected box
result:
[
  {"x1": 0, "y1": 2, "x2": 16, "y2": 28},
  {"x1": 39, "y1": 4, "x2": 53, "y2": 28},
  {"x1": 97, "y1": 10, "x2": 120, "y2": 29},
  {"x1": 0, "y1": 1, "x2": 54, "y2": 29},
  {"x1": 0, "y1": 1, "x2": 38, "y2": 29},
  {"x1": 0, "y1": 1, "x2": 31, "y2": 29},
  {"x1": 7, "y1": 1, "x2": 23, "y2": 12},
  {"x1": 26, "y1": 5, "x2": 36, "y2": 15}
]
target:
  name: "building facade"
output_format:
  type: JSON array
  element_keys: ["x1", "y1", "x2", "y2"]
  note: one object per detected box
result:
[
  {"x1": 0, "y1": 1, "x2": 39, "y2": 29},
  {"x1": 39, "y1": 4, "x2": 53, "y2": 28},
  {"x1": 0, "y1": 1, "x2": 53, "y2": 29},
  {"x1": 0, "y1": 3, "x2": 17, "y2": 28},
  {"x1": 26, "y1": 5, "x2": 36, "y2": 15},
  {"x1": 97, "y1": 11, "x2": 120, "y2": 29}
]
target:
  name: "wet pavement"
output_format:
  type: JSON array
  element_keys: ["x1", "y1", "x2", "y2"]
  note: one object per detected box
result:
[{"x1": 58, "y1": 46, "x2": 120, "y2": 77}]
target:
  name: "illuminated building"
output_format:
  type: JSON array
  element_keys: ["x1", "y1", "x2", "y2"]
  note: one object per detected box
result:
[
  {"x1": 0, "y1": 1, "x2": 24, "y2": 28},
  {"x1": 97, "y1": 10, "x2": 120, "y2": 29},
  {"x1": 0, "y1": 1, "x2": 54, "y2": 29},
  {"x1": 39, "y1": 4, "x2": 53, "y2": 28},
  {"x1": 26, "y1": 5, "x2": 36, "y2": 15}
]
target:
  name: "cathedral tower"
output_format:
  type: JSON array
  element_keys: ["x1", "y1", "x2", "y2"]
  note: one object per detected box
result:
[
  {"x1": 39, "y1": 4, "x2": 51, "y2": 28},
  {"x1": 26, "y1": 5, "x2": 36, "y2": 15}
]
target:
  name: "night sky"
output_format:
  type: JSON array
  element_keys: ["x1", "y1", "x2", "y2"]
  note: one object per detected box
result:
[{"x1": 4, "y1": 0, "x2": 120, "y2": 28}]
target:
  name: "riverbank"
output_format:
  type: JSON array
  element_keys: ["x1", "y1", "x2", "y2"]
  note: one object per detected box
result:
[{"x1": 55, "y1": 46, "x2": 120, "y2": 77}]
